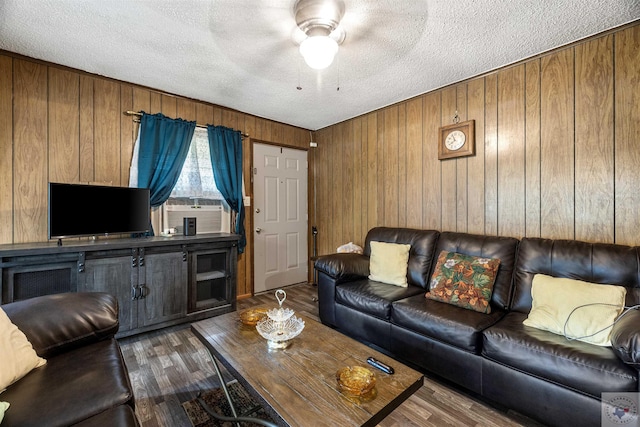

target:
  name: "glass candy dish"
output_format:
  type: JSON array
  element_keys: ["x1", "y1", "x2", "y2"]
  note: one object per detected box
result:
[
  {"x1": 266, "y1": 306, "x2": 295, "y2": 322},
  {"x1": 266, "y1": 288, "x2": 294, "y2": 322},
  {"x1": 256, "y1": 315, "x2": 305, "y2": 349},
  {"x1": 255, "y1": 289, "x2": 304, "y2": 349}
]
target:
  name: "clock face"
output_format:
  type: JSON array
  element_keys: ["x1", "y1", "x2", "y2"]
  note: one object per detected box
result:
[{"x1": 445, "y1": 130, "x2": 466, "y2": 151}]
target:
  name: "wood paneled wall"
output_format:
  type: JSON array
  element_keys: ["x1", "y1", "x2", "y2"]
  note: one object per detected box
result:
[
  {"x1": 1, "y1": 22, "x2": 639, "y2": 295},
  {"x1": 314, "y1": 24, "x2": 640, "y2": 256},
  {"x1": 0, "y1": 53, "x2": 311, "y2": 298}
]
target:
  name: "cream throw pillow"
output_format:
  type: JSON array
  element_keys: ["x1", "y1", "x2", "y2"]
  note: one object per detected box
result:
[
  {"x1": 0, "y1": 401, "x2": 9, "y2": 423},
  {"x1": 523, "y1": 274, "x2": 626, "y2": 346},
  {"x1": 0, "y1": 307, "x2": 46, "y2": 392},
  {"x1": 368, "y1": 241, "x2": 411, "y2": 287}
]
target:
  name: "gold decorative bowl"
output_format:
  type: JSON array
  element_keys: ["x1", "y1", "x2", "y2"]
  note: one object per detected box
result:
[
  {"x1": 239, "y1": 308, "x2": 268, "y2": 326},
  {"x1": 336, "y1": 366, "x2": 376, "y2": 396}
]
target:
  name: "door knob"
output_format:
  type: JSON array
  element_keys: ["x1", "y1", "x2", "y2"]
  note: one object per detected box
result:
[
  {"x1": 256, "y1": 228, "x2": 262, "y2": 233},
  {"x1": 255, "y1": 208, "x2": 260, "y2": 213}
]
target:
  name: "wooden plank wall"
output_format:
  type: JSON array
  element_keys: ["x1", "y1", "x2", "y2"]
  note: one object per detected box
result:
[
  {"x1": 1, "y1": 23, "x2": 638, "y2": 294},
  {"x1": 314, "y1": 24, "x2": 640, "y2": 256},
  {"x1": 0, "y1": 53, "x2": 311, "y2": 298}
]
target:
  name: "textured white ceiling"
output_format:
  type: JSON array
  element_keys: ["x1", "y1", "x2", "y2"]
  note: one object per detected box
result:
[{"x1": 0, "y1": 1, "x2": 638, "y2": 130}]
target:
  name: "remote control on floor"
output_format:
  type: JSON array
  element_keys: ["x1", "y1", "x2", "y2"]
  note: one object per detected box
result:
[{"x1": 367, "y1": 357, "x2": 394, "y2": 374}]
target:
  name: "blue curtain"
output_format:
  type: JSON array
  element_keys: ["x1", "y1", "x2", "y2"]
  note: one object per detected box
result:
[
  {"x1": 207, "y1": 125, "x2": 245, "y2": 253},
  {"x1": 137, "y1": 112, "x2": 196, "y2": 234}
]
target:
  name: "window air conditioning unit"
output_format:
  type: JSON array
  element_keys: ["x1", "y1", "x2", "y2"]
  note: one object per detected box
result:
[{"x1": 163, "y1": 201, "x2": 231, "y2": 234}]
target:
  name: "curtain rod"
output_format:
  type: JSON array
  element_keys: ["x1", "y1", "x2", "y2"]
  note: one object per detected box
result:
[{"x1": 124, "y1": 110, "x2": 249, "y2": 138}]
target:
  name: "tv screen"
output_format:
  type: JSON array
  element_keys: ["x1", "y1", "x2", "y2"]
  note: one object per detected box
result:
[{"x1": 48, "y1": 182, "x2": 150, "y2": 239}]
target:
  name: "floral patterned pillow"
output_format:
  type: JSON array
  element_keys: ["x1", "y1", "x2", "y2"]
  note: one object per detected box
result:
[{"x1": 425, "y1": 251, "x2": 501, "y2": 313}]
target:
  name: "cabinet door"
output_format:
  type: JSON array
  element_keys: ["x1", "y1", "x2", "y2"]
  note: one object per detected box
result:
[
  {"x1": 137, "y1": 251, "x2": 187, "y2": 328},
  {"x1": 189, "y1": 249, "x2": 235, "y2": 313},
  {"x1": 2, "y1": 257, "x2": 79, "y2": 303},
  {"x1": 79, "y1": 255, "x2": 137, "y2": 333}
]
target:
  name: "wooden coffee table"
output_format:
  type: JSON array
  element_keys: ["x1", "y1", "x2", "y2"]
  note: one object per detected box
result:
[{"x1": 191, "y1": 311, "x2": 423, "y2": 427}]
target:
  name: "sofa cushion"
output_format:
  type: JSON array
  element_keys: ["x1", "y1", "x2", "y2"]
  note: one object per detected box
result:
[
  {"x1": 511, "y1": 238, "x2": 640, "y2": 314},
  {"x1": 429, "y1": 232, "x2": 519, "y2": 311},
  {"x1": 368, "y1": 241, "x2": 411, "y2": 287},
  {"x1": 523, "y1": 274, "x2": 626, "y2": 346},
  {"x1": 0, "y1": 339, "x2": 134, "y2": 427},
  {"x1": 363, "y1": 227, "x2": 440, "y2": 289},
  {"x1": 0, "y1": 402, "x2": 8, "y2": 423},
  {"x1": 0, "y1": 307, "x2": 46, "y2": 392},
  {"x1": 483, "y1": 312, "x2": 638, "y2": 398},
  {"x1": 392, "y1": 294, "x2": 504, "y2": 353},
  {"x1": 426, "y1": 250, "x2": 500, "y2": 313},
  {"x1": 3, "y1": 292, "x2": 120, "y2": 359},
  {"x1": 336, "y1": 280, "x2": 425, "y2": 320},
  {"x1": 74, "y1": 405, "x2": 139, "y2": 427}
]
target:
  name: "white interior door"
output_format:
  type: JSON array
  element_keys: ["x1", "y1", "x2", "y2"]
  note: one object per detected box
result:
[{"x1": 253, "y1": 143, "x2": 308, "y2": 293}]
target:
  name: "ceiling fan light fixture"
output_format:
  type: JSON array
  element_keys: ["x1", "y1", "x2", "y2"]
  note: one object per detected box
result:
[
  {"x1": 294, "y1": 0, "x2": 345, "y2": 70},
  {"x1": 299, "y1": 35, "x2": 338, "y2": 70}
]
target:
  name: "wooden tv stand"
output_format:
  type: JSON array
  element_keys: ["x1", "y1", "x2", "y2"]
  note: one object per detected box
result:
[{"x1": 0, "y1": 233, "x2": 239, "y2": 338}]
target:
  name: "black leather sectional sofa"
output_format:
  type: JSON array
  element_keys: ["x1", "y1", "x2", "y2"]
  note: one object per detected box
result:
[
  {"x1": 315, "y1": 227, "x2": 640, "y2": 427},
  {"x1": 1, "y1": 292, "x2": 138, "y2": 426}
]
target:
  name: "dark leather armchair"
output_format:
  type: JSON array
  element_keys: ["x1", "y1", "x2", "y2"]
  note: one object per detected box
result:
[{"x1": 1, "y1": 292, "x2": 138, "y2": 427}]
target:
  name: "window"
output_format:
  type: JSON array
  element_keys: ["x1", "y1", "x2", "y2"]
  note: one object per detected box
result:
[
  {"x1": 163, "y1": 127, "x2": 231, "y2": 234},
  {"x1": 170, "y1": 127, "x2": 222, "y2": 202},
  {"x1": 129, "y1": 122, "x2": 234, "y2": 235}
]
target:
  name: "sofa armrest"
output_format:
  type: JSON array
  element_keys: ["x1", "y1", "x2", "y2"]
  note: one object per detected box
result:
[
  {"x1": 611, "y1": 308, "x2": 640, "y2": 368},
  {"x1": 315, "y1": 254, "x2": 369, "y2": 327},
  {"x1": 2, "y1": 292, "x2": 119, "y2": 359},
  {"x1": 314, "y1": 253, "x2": 369, "y2": 281}
]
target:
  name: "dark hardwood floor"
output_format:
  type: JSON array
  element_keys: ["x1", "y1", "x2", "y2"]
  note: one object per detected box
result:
[{"x1": 118, "y1": 283, "x2": 544, "y2": 426}]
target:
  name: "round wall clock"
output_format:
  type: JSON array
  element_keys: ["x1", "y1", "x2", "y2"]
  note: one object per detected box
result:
[
  {"x1": 438, "y1": 120, "x2": 475, "y2": 160},
  {"x1": 444, "y1": 130, "x2": 466, "y2": 151}
]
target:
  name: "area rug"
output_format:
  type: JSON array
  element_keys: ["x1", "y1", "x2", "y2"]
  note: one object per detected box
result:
[{"x1": 182, "y1": 381, "x2": 276, "y2": 427}]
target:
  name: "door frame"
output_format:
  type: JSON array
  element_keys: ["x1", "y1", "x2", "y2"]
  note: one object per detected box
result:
[{"x1": 249, "y1": 139, "x2": 312, "y2": 295}]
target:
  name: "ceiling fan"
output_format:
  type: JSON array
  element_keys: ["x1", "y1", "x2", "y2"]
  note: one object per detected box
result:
[
  {"x1": 206, "y1": 0, "x2": 429, "y2": 90},
  {"x1": 292, "y1": 0, "x2": 346, "y2": 70},
  {"x1": 287, "y1": 0, "x2": 430, "y2": 79}
]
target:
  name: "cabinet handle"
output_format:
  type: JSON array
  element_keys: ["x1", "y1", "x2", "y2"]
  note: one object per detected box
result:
[
  {"x1": 78, "y1": 252, "x2": 85, "y2": 273},
  {"x1": 139, "y1": 284, "x2": 147, "y2": 299},
  {"x1": 131, "y1": 285, "x2": 138, "y2": 300}
]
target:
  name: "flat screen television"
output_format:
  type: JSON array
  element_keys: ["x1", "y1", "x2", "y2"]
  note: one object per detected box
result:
[{"x1": 48, "y1": 182, "x2": 151, "y2": 240}]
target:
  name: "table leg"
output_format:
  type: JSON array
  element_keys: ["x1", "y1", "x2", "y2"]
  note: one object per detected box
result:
[{"x1": 199, "y1": 347, "x2": 279, "y2": 427}]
